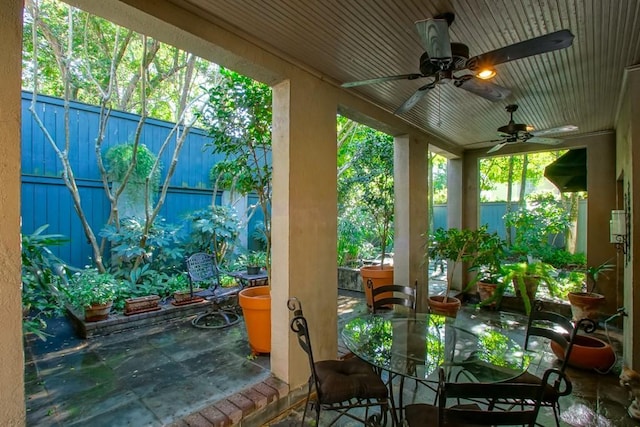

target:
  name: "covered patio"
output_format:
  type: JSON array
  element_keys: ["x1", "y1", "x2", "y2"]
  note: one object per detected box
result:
[{"x1": 2, "y1": 1, "x2": 640, "y2": 425}]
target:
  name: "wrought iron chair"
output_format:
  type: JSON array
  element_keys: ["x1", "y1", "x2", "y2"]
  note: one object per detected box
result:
[
  {"x1": 370, "y1": 283, "x2": 421, "y2": 421},
  {"x1": 287, "y1": 297, "x2": 389, "y2": 426},
  {"x1": 370, "y1": 283, "x2": 416, "y2": 314},
  {"x1": 460, "y1": 302, "x2": 595, "y2": 426},
  {"x1": 404, "y1": 366, "x2": 558, "y2": 426},
  {"x1": 186, "y1": 252, "x2": 241, "y2": 329}
]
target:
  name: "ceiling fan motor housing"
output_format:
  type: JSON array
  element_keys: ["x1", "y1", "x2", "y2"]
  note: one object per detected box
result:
[{"x1": 419, "y1": 42, "x2": 469, "y2": 74}]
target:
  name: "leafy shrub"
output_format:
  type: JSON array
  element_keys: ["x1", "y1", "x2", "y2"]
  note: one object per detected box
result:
[
  {"x1": 62, "y1": 268, "x2": 122, "y2": 310},
  {"x1": 183, "y1": 206, "x2": 241, "y2": 264},
  {"x1": 21, "y1": 225, "x2": 69, "y2": 340}
]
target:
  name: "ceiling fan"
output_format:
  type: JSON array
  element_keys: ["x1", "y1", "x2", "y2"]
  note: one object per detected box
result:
[
  {"x1": 484, "y1": 104, "x2": 578, "y2": 153},
  {"x1": 341, "y1": 12, "x2": 574, "y2": 115}
]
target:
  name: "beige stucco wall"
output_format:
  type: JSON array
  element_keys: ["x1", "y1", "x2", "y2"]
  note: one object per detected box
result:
[
  {"x1": 615, "y1": 66, "x2": 640, "y2": 369},
  {"x1": 0, "y1": 1, "x2": 26, "y2": 425}
]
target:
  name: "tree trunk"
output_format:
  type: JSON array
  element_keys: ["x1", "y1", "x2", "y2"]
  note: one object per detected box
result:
[{"x1": 505, "y1": 156, "x2": 515, "y2": 245}]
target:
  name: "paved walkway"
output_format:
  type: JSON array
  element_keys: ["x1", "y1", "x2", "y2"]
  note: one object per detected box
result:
[{"x1": 25, "y1": 290, "x2": 635, "y2": 426}]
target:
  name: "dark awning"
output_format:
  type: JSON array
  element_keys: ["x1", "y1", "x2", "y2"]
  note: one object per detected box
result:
[{"x1": 544, "y1": 148, "x2": 587, "y2": 192}]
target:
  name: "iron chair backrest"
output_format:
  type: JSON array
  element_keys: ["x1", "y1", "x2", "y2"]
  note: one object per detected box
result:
[
  {"x1": 524, "y1": 303, "x2": 597, "y2": 374},
  {"x1": 371, "y1": 283, "x2": 416, "y2": 314},
  {"x1": 436, "y1": 367, "x2": 559, "y2": 426},
  {"x1": 287, "y1": 298, "x2": 321, "y2": 399},
  {"x1": 186, "y1": 252, "x2": 222, "y2": 290}
]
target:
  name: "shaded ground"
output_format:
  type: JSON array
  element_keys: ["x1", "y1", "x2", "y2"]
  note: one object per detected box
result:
[{"x1": 25, "y1": 288, "x2": 635, "y2": 427}]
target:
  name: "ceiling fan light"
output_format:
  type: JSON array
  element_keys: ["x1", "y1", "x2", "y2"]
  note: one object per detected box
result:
[{"x1": 476, "y1": 68, "x2": 496, "y2": 80}]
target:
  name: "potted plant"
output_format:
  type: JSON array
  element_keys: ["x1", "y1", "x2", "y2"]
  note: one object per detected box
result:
[
  {"x1": 63, "y1": 268, "x2": 120, "y2": 322},
  {"x1": 240, "y1": 251, "x2": 267, "y2": 275},
  {"x1": 468, "y1": 233, "x2": 507, "y2": 309},
  {"x1": 428, "y1": 226, "x2": 500, "y2": 317},
  {"x1": 567, "y1": 260, "x2": 614, "y2": 321},
  {"x1": 499, "y1": 261, "x2": 556, "y2": 315},
  {"x1": 167, "y1": 272, "x2": 205, "y2": 305},
  {"x1": 201, "y1": 69, "x2": 273, "y2": 354}
]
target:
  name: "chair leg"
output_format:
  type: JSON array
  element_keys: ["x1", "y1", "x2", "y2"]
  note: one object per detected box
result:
[{"x1": 302, "y1": 381, "x2": 312, "y2": 426}]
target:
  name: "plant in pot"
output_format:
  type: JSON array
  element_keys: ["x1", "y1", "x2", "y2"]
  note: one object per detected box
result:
[
  {"x1": 428, "y1": 226, "x2": 499, "y2": 317},
  {"x1": 339, "y1": 128, "x2": 395, "y2": 308},
  {"x1": 499, "y1": 261, "x2": 556, "y2": 315},
  {"x1": 240, "y1": 251, "x2": 267, "y2": 275},
  {"x1": 567, "y1": 260, "x2": 614, "y2": 322},
  {"x1": 201, "y1": 69, "x2": 273, "y2": 354},
  {"x1": 63, "y1": 268, "x2": 120, "y2": 322},
  {"x1": 467, "y1": 232, "x2": 507, "y2": 309}
]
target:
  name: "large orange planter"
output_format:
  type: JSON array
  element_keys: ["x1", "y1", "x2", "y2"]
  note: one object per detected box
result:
[
  {"x1": 360, "y1": 265, "x2": 394, "y2": 308},
  {"x1": 550, "y1": 334, "x2": 615, "y2": 371},
  {"x1": 239, "y1": 286, "x2": 271, "y2": 354}
]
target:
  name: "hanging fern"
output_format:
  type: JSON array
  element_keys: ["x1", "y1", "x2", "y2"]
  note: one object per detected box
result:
[{"x1": 105, "y1": 143, "x2": 161, "y2": 189}]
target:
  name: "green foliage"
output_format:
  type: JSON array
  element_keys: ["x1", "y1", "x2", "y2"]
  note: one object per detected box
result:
[
  {"x1": 21, "y1": 225, "x2": 69, "y2": 340},
  {"x1": 23, "y1": 0, "x2": 217, "y2": 122},
  {"x1": 100, "y1": 217, "x2": 184, "y2": 274},
  {"x1": 497, "y1": 262, "x2": 556, "y2": 314},
  {"x1": 200, "y1": 68, "x2": 273, "y2": 270},
  {"x1": 238, "y1": 251, "x2": 267, "y2": 268},
  {"x1": 479, "y1": 152, "x2": 563, "y2": 200},
  {"x1": 585, "y1": 260, "x2": 615, "y2": 294},
  {"x1": 63, "y1": 268, "x2": 122, "y2": 310},
  {"x1": 337, "y1": 212, "x2": 377, "y2": 267},
  {"x1": 183, "y1": 206, "x2": 241, "y2": 264},
  {"x1": 504, "y1": 193, "x2": 572, "y2": 258},
  {"x1": 429, "y1": 226, "x2": 505, "y2": 291},
  {"x1": 105, "y1": 143, "x2": 161, "y2": 188},
  {"x1": 338, "y1": 126, "x2": 394, "y2": 265}
]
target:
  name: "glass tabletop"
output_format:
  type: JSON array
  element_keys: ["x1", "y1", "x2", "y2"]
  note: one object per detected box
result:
[{"x1": 341, "y1": 311, "x2": 530, "y2": 383}]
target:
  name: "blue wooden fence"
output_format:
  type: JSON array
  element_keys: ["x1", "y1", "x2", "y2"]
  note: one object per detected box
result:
[
  {"x1": 21, "y1": 91, "x2": 227, "y2": 268},
  {"x1": 21, "y1": 92, "x2": 586, "y2": 268}
]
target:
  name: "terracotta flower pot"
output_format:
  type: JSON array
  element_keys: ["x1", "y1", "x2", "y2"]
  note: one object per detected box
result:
[
  {"x1": 84, "y1": 301, "x2": 113, "y2": 322},
  {"x1": 428, "y1": 295, "x2": 461, "y2": 318},
  {"x1": 360, "y1": 265, "x2": 394, "y2": 308},
  {"x1": 239, "y1": 286, "x2": 271, "y2": 354},
  {"x1": 568, "y1": 292, "x2": 605, "y2": 322},
  {"x1": 550, "y1": 334, "x2": 615, "y2": 371},
  {"x1": 477, "y1": 282, "x2": 498, "y2": 308},
  {"x1": 124, "y1": 295, "x2": 161, "y2": 315}
]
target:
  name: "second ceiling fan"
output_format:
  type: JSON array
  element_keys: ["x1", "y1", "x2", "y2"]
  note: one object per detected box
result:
[
  {"x1": 484, "y1": 104, "x2": 578, "y2": 153},
  {"x1": 341, "y1": 12, "x2": 574, "y2": 115}
]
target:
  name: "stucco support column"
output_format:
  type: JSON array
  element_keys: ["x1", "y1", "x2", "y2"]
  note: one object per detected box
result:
[
  {"x1": 394, "y1": 135, "x2": 429, "y2": 312},
  {"x1": 270, "y1": 77, "x2": 338, "y2": 389},
  {"x1": 0, "y1": 1, "x2": 26, "y2": 424},
  {"x1": 446, "y1": 158, "x2": 464, "y2": 290},
  {"x1": 624, "y1": 67, "x2": 640, "y2": 369}
]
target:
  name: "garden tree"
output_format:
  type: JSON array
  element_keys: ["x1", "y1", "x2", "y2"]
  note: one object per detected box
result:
[
  {"x1": 479, "y1": 151, "x2": 562, "y2": 244},
  {"x1": 200, "y1": 69, "x2": 273, "y2": 275},
  {"x1": 338, "y1": 127, "x2": 394, "y2": 266},
  {"x1": 26, "y1": 0, "x2": 210, "y2": 272},
  {"x1": 428, "y1": 153, "x2": 448, "y2": 232},
  {"x1": 23, "y1": 0, "x2": 215, "y2": 120}
]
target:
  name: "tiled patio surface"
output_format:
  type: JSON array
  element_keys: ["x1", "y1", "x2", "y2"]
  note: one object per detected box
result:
[{"x1": 24, "y1": 287, "x2": 636, "y2": 426}]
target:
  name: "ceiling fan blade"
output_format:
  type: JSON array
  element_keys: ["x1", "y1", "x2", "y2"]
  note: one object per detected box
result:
[
  {"x1": 527, "y1": 136, "x2": 562, "y2": 145},
  {"x1": 394, "y1": 83, "x2": 435, "y2": 114},
  {"x1": 531, "y1": 124, "x2": 578, "y2": 136},
  {"x1": 415, "y1": 18, "x2": 452, "y2": 61},
  {"x1": 468, "y1": 29, "x2": 574, "y2": 68},
  {"x1": 341, "y1": 73, "x2": 424, "y2": 88},
  {"x1": 487, "y1": 142, "x2": 508, "y2": 153},
  {"x1": 456, "y1": 77, "x2": 511, "y2": 101}
]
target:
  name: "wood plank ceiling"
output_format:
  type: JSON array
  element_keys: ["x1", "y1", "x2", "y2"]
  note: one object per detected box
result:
[{"x1": 170, "y1": 0, "x2": 640, "y2": 152}]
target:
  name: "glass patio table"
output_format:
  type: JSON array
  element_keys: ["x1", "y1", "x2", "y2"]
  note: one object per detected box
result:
[{"x1": 341, "y1": 311, "x2": 530, "y2": 385}]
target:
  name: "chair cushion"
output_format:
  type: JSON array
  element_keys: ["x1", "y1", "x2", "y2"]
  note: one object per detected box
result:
[{"x1": 314, "y1": 358, "x2": 388, "y2": 404}]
